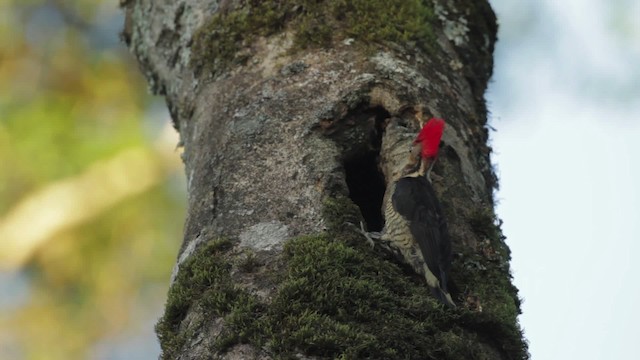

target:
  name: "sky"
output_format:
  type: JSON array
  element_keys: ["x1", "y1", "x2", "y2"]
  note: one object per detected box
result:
[{"x1": 487, "y1": 0, "x2": 640, "y2": 359}]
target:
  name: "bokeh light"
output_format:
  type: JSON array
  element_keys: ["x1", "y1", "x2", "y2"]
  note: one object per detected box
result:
[{"x1": 0, "y1": 2, "x2": 185, "y2": 359}]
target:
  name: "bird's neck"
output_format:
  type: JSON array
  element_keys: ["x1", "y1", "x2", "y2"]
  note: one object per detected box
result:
[
  {"x1": 401, "y1": 156, "x2": 436, "y2": 182},
  {"x1": 420, "y1": 156, "x2": 437, "y2": 178}
]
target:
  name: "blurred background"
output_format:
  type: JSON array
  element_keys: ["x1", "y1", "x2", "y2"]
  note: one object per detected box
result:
[
  {"x1": 0, "y1": 1, "x2": 185, "y2": 359},
  {"x1": 1, "y1": 0, "x2": 638, "y2": 359},
  {"x1": 488, "y1": 0, "x2": 639, "y2": 359}
]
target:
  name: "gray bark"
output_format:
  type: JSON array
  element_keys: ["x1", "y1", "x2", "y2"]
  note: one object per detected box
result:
[{"x1": 123, "y1": 1, "x2": 527, "y2": 359}]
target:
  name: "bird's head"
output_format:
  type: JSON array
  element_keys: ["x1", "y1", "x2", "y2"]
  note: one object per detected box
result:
[{"x1": 402, "y1": 118, "x2": 445, "y2": 177}]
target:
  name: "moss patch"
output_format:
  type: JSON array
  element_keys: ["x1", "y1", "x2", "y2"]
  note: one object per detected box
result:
[
  {"x1": 157, "y1": 197, "x2": 527, "y2": 359},
  {"x1": 155, "y1": 238, "x2": 258, "y2": 358},
  {"x1": 452, "y1": 207, "x2": 528, "y2": 358},
  {"x1": 192, "y1": 0, "x2": 435, "y2": 76},
  {"x1": 268, "y1": 233, "x2": 457, "y2": 359}
]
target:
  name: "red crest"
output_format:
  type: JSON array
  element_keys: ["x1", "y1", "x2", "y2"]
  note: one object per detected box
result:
[{"x1": 414, "y1": 118, "x2": 445, "y2": 158}]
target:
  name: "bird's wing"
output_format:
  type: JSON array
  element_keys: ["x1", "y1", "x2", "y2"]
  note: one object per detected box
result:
[
  {"x1": 392, "y1": 177, "x2": 446, "y2": 285},
  {"x1": 410, "y1": 206, "x2": 444, "y2": 282}
]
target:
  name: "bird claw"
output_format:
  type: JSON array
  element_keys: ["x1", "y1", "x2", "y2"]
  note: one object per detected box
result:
[
  {"x1": 343, "y1": 221, "x2": 380, "y2": 249},
  {"x1": 359, "y1": 221, "x2": 381, "y2": 249}
]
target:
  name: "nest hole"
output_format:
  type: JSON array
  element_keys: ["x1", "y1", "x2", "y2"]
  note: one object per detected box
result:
[
  {"x1": 345, "y1": 152, "x2": 386, "y2": 231},
  {"x1": 344, "y1": 107, "x2": 388, "y2": 232}
]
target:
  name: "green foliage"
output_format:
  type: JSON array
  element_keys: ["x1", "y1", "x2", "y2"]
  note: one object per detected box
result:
[
  {"x1": 0, "y1": 49, "x2": 147, "y2": 213},
  {"x1": 0, "y1": 2, "x2": 185, "y2": 359},
  {"x1": 192, "y1": 0, "x2": 435, "y2": 76}
]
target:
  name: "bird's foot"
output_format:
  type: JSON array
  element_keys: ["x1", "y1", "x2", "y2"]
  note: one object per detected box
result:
[
  {"x1": 359, "y1": 221, "x2": 381, "y2": 249},
  {"x1": 344, "y1": 221, "x2": 380, "y2": 249}
]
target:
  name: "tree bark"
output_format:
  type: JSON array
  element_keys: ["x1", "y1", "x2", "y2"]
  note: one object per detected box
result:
[{"x1": 123, "y1": 0, "x2": 528, "y2": 359}]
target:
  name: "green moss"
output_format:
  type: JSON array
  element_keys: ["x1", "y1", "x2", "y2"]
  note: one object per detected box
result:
[
  {"x1": 155, "y1": 238, "x2": 242, "y2": 358},
  {"x1": 214, "y1": 293, "x2": 266, "y2": 351},
  {"x1": 268, "y1": 233, "x2": 448, "y2": 359},
  {"x1": 157, "y1": 198, "x2": 527, "y2": 359},
  {"x1": 321, "y1": 194, "x2": 364, "y2": 239},
  {"x1": 258, "y1": 197, "x2": 525, "y2": 358},
  {"x1": 192, "y1": 0, "x2": 435, "y2": 76},
  {"x1": 451, "y1": 207, "x2": 528, "y2": 358},
  {"x1": 236, "y1": 250, "x2": 261, "y2": 273},
  {"x1": 468, "y1": 208, "x2": 511, "y2": 257}
]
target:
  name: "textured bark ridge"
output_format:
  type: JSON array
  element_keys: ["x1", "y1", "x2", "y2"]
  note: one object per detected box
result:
[{"x1": 124, "y1": 1, "x2": 527, "y2": 359}]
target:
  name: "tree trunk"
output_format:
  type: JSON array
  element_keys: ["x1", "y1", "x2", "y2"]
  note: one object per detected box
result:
[{"x1": 122, "y1": 0, "x2": 528, "y2": 359}]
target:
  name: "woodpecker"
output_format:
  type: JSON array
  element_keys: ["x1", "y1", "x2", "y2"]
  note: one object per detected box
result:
[{"x1": 380, "y1": 118, "x2": 455, "y2": 307}]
